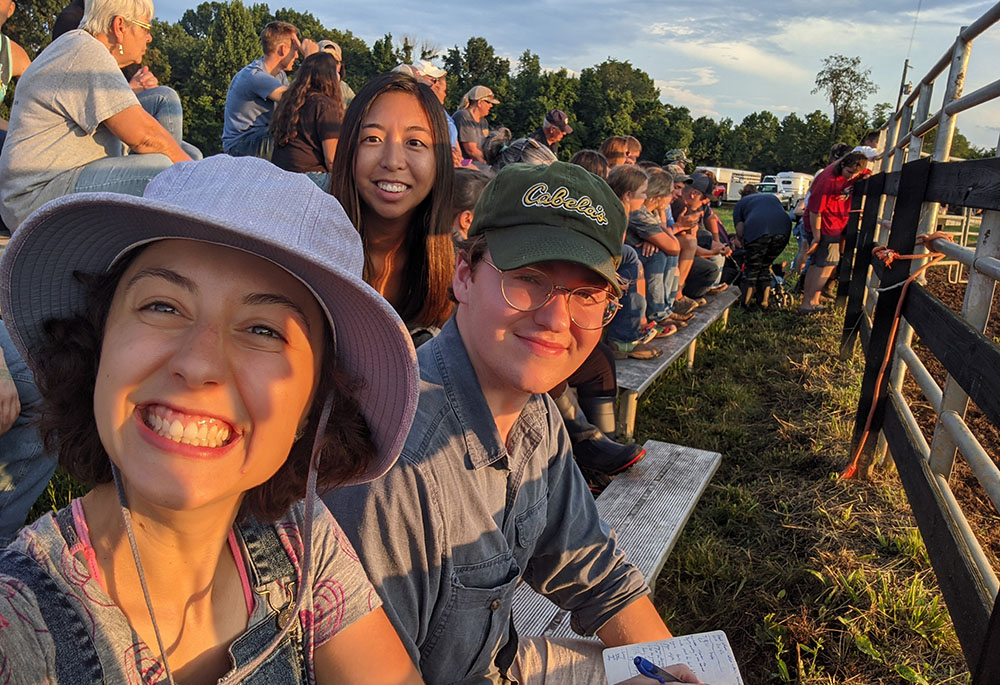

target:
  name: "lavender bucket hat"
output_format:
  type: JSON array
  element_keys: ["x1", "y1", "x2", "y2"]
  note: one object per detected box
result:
[{"x1": 0, "y1": 155, "x2": 418, "y2": 485}]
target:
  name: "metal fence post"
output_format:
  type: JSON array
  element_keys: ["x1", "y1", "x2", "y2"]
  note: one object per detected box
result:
[{"x1": 928, "y1": 137, "x2": 1000, "y2": 478}]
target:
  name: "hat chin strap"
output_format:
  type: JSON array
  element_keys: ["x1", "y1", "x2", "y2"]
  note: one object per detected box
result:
[{"x1": 111, "y1": 391, "x2": 336, "y2": 684}]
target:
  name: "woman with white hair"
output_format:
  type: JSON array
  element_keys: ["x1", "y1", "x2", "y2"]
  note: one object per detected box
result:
[{"x1": 0, "y1": 0, "x2": 191, "y2": 230}]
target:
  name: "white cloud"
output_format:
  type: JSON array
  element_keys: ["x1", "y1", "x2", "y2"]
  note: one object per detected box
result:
[
  {"x1": 669, "y1": 39, "x2": 812, "y2": 82},
  {"x1": 654, "y1": 80, "x2": 718, "y2": 117},
  {"x1": 661, "y1": 67, "x2": 719, "y2": 88},
  {"x1": 647, "y1": 21, "x2": 696, "y2": 38}
]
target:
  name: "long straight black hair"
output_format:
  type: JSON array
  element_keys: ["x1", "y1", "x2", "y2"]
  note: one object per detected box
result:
[{"x1": 329, "y1": 72, "x2": 455, "y2": 330}]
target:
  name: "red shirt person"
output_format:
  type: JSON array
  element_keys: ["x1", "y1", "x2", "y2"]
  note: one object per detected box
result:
[{"x1": 800, "y1": 151, "x2": 869, "y2": 312}]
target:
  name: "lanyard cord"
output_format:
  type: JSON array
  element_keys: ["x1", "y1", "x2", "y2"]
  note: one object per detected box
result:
[
  {"x1": 111, "y1": 391, "x2": 335, "y2": 683},
  {"x1": 110, "y1": 462, "x2": 178, "y2": 685},
  {"x1": 840, "y1": 231, "x2": 952, "y2": 479}
]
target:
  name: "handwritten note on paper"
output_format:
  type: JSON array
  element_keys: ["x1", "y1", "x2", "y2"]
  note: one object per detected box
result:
[{"x1": 603, "y1": 631, "x2": 744, "y2": 685}]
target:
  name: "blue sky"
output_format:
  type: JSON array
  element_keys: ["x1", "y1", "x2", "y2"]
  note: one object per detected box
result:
[{"x1": 155, "y1": 0, "x2": 1000, "y2": 149}]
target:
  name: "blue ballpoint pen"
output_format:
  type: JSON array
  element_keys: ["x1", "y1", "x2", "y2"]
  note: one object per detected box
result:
[{"x1": 634, "y1": 655, "x2": 683, "y2": 683}]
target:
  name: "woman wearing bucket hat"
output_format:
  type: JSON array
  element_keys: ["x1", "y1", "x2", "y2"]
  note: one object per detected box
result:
[{"x1": 0, "y1": 156, "x2": 423, "y2": 683}]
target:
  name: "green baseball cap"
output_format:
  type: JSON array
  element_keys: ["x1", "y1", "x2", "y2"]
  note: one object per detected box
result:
[{"x1": 468, "y1": 162, "x2": 626, "y2": 296}]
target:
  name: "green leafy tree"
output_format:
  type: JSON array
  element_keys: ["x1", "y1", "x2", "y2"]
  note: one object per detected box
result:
[
  {"x1": 802, "y1": 109, "x2": 834, "y2": 169},
  {"x1": 650, "y1": 104, "x2": 694, "y2": 163},
  {"x1": 576, "y1": 59, "x2": 658, "y2": 148},
  {"x1": 183, "y1": 0, "x2": 260, "y2": 153},
  {"x1": 869, "y1": 102, "x2": 893, "y2": 130},
  {"x1": 369, "y1": 33, "x2": 403, "y2": 76},
  {"x1": 774, "y1": 113, "x2": 815, "y2": 172},
  {"x1": 4, "y1": 0, "x2": 67, "y2": 57},
  {"x1": 321, "y1": 29, "x2": 375, "y2": 90},
  {"x1": 689, "y1": 116, "x2": 724, "y2": 167},
  {"x1": 812, "y1": 54, "x2": 877, "y2": 139},
  {"x1": 272, "y1": 7, "x2": 324, "y2": 39}
]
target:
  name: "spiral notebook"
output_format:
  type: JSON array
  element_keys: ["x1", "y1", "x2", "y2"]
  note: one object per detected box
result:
[{"x1": 603, "y1": 631, "x2": 744, "y2": 685}]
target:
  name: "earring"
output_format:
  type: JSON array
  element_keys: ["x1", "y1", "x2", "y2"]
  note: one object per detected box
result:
[
  {"x1": 118, "y1": 43, "x2": 124, "y2": 55},
  {"x1": 294, "y1": 428, "x2": 305, "y2": 442}
]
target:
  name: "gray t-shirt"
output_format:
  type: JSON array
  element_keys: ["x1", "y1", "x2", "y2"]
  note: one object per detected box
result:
[
  {"x1": 0, "y1": 30, "x2": 139, "y2": 229},
  {"x1": 452, "y1": 107, "x2": 487, "y2": 148},
  {"x1": 222, "y1": 57, "x2": 288, "y2": 151}
]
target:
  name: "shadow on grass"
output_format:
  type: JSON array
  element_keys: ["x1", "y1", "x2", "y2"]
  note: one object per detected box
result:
[{"x1": 638, "y1": 304, "x2": 970, "y2": 684}]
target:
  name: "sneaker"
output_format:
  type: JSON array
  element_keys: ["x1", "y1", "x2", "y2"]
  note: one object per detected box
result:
[
  {"x1": 694, "y1": 296, "x2": 708, "y2": 307},
  {"x1": 610, "y1": 339, "x2": 663, "y2": 360},
  {"x1": 666, "y1": 311, "x2": 694, "y2": 323},
  {"x1": 574, "y1": 440, "x2": 646, "y2": 476},
  {"x1": 707, "y1": 283, "x2": 729, "y2": 294},
  {"x1": 581, "y1": 468, "x2": 615, "y2": 497},
  {"x1": 673, "y1": 297, "x2": 698, "y2": 315}
]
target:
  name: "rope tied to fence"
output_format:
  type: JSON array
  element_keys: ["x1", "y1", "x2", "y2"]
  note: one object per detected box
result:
[{"x1": 840, "y1": 231, "x2": 954, "y2": 479}]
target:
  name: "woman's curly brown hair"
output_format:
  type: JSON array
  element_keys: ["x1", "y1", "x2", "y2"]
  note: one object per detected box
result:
[{"x1": 34, "y1": 247, "x2": 375, "y2": 522}]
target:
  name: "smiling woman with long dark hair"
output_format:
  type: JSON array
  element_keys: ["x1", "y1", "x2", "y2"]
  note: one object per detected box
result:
[{"x1": 329, "y1": 72, "x2": 454, "y2": 343}]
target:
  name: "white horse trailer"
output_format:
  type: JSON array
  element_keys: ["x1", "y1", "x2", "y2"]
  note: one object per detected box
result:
[
  {"x1": 694, "y1": 167, "x2": 762, "y2": 203},
  {"x1": 775, "y1": 171, "x2": 814, "y2": 205}
]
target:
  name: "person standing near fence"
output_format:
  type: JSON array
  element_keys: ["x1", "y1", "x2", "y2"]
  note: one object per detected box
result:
[{"x1": 800, "y1": 151, "x2": 869, "y2": 313}]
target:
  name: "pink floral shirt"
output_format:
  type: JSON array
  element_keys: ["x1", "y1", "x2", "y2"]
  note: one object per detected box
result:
[{"x1": 0, "y1": 497, "x2": 380, "y2": 683}]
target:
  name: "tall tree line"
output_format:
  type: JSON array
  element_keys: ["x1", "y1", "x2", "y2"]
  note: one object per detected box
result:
[{"x1": 4, "y1": 0, "x2": 993, "y2": 166}]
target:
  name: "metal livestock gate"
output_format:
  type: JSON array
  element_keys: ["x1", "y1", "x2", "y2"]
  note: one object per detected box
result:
[{"x1": 836, "y1": 3, "x2": 1000, "y2": 679}]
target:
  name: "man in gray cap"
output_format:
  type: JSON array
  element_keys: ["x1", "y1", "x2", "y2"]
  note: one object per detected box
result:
[
  {"x1": 330, "y1": 162, "x2": 698, "y2": 684},
  {"x1": 528, "y1": 109, "x2": 573, "y2": 156},
  {"x1": 452, "y1": 85, "x2": 499, "y2": 164}
]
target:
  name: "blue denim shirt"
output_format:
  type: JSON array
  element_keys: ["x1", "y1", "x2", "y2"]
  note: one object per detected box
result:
[{"x1": 327, "y1": 319, "x2": 648, "y2": 684}]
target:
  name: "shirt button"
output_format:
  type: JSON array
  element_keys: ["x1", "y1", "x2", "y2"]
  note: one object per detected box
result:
[{"x1": 490, "y1": 599, "x2": 502, "y2": 611}]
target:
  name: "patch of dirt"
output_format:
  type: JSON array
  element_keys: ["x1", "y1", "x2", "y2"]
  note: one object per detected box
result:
[{"x1": 900, "y1": 268, "x2": 1000, "y2": 566}]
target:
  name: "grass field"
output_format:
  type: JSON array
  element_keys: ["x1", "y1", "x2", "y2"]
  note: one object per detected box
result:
[{"x1": 23, "y1": 207, "x2": 971, "y2": 682}]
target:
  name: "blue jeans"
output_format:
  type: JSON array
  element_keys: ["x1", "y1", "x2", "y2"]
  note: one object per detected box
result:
[
  {"x1": 605, "y1": 250, "x2": 645, "y2": 344},
  {"x1": 225, "y1": 128, "x2": 275, "y2": 161},
  {"x1": 664, "y1": 254, "x2": 679, "y2": 306},
  {"x1": 637, "y1": 249, "x2": 669, "y2": 321},
  {"x1": 0, "y1": 321, "x2": 57, "y2": 545},
  {"x1": 73, "y1": 152, "x2": 173, "y2": 195},
  {"x1": 135, "y1": 86, "x2": 203, "y2": 160},
  {"x1": 305, "y1": 171, "x2": 329, "y2": 190}
]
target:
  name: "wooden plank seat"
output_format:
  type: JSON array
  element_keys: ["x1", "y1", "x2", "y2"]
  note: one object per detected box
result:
[
  {"x1": 617, "y1": 288, "x2": 738, "y2": 440},
  {"x1": 511, "y1": 439, "x2": 721, "y2": 640}
]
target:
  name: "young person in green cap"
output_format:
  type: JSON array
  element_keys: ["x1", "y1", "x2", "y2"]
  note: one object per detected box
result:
[{"x1": 327, "y1": 162, "x2": 700, "y2": 684}]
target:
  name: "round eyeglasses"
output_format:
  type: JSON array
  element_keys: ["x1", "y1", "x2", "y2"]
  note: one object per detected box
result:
[{"x1": 483, "y1": 259, "x2": 620, "y2": 330}]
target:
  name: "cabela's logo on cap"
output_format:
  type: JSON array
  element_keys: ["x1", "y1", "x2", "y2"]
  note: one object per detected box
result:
[{"x1": 521, "y1": 182, "x2": 608, "y2": 226}]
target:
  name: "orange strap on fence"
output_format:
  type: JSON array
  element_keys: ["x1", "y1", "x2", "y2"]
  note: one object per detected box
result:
[{"x1": 840, "y1": 232, "x2": 954, "y2": 479}]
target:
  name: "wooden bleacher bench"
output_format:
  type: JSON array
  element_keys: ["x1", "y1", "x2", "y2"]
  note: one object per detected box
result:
[
  {"x1": 617, "y1": 288, "x2": 738, "y2": 440},
  {"x1": 511, "y1": 439, "x2": 721, "y2": 639}
]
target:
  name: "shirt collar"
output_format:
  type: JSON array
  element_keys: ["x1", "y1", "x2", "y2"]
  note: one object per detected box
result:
[
  {"x1": 425, "y1": 319, "x2": 551, "y2": 471},
  {"x1": 427, "y1": 319, "x2": 507, "y2": 469}
]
